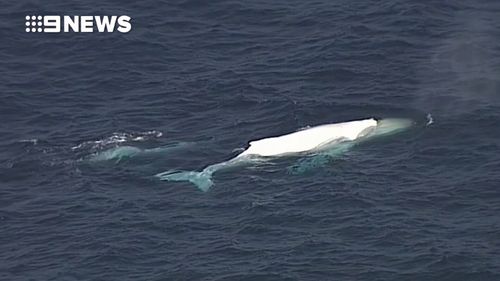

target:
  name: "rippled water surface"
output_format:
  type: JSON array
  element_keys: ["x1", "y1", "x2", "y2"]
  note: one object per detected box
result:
[{"x1": 1, "y1": 0, "x2": 500, "y2": 280}]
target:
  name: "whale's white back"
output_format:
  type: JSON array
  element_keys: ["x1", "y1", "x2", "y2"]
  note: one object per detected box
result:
[{"x1": 238, "y1": 118, "x2": 378, "y2": 157}]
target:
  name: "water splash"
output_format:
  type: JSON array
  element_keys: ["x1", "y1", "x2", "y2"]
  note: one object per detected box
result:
[
  {"x1": 414, "y1": 7, "x2": 500, "y2": 116},
  {"x1": 71, "y1": 130, "x2": 163, "y2": 151},
  {"x1": 426, "y1": 113, "x2": 434, "y2": 126}
]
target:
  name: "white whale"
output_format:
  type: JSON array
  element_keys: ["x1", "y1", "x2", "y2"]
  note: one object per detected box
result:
[{"x1": 155, "y1": 118, "x2": 412, "y2": 192}]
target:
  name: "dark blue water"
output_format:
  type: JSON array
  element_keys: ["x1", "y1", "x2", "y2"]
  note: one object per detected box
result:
[{"x1": 2, "y1": 0, "x2": 500, "y2": 280}]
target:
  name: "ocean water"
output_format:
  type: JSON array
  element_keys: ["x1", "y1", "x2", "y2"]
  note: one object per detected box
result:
[{"x1": 1, "y1": 0, "x2": 500, "y2": 280}]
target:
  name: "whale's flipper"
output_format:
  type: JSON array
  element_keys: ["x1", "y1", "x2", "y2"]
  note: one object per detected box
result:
[
  {"x1": 288, "y1": 142, "x2": 354, "y2": 174},
  {"x1": 155, "y1": 170, "x2": 214, "y2": 192},
  {"x1": 288, "y1": 154, "x2": 330, "y2": 174}
]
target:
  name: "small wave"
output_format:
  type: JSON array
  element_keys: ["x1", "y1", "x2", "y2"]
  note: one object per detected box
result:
[
  {"x1": 71, "y1": 130, "x2": 163, "y2": 151},
  {"x1": 19, "y1": 139, "x2": 39, "y2": 145},
  {"x1": 231, "y1": 147, "x2": 246, "y2": 153},
  {"x1": 296, "y1": 125, "x2": 311, "y2": 131}
]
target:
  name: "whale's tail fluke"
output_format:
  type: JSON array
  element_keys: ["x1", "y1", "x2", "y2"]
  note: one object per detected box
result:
[{"x1": 155, "y1": 170, "x2": 214, "y2": 192}]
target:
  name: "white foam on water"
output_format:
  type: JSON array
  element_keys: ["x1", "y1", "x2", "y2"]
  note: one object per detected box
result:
[{"x1": 71, "y1": 130, "x2": 163, "y2": 151}]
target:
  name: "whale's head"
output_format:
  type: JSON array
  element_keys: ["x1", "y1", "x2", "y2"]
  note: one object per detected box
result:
[
  {"x1": 371, "y1": 118, "x2": 413, "y2": 137},
  {"x1": 356, "y1": 118, "x2": 413, "y2": 141}
]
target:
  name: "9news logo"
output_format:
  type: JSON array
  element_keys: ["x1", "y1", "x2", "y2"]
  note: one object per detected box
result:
[{"x1": 25, "y1": 15, "x2": 132, "y2": 33}]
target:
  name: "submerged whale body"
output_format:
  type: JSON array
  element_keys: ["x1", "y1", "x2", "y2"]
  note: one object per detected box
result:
[
  {"x1": 89, "y1": 142, "x2": 193, "y2": 163},
  {"x1": 89, "y1": 146, "x2": 142, "y2": 162},
  {"x1": 156, "y1": 118, "x2": 413, "y2": 192}
]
